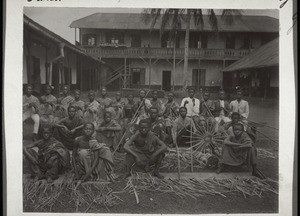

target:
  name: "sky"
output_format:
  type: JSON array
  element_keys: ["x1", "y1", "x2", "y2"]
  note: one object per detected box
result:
[{"x1": 24, "y1": 7, "x2": 279, "y2": 44}]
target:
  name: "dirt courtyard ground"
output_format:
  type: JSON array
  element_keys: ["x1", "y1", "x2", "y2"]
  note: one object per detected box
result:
[{"x1": 23, "y1": 95, "x2": 279, "y2": 214}]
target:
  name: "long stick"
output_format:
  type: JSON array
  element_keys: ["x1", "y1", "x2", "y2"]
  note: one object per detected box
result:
[
  {"x1": 112, "y1": 90, "x2": 151, "y2": 155},
  {"x1": 203, "y1": 101, "x2": 228, "y2": 136},
  {"x1": 244, "y1": 122, "x2": 279, "y2": 144},
  {"x1": 175, "y1": 130, "x2": 181, "y2": 180},
  {"x1": 190, "y1": 126, "x2": 194, "y2": 172},
  {"x1": 246, "y1": 119, "x2": 279, "y2": 131}
]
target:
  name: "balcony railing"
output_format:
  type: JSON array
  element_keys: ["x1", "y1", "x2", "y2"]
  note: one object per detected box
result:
[{"x1": 81, "y1": 47, "x2": 251, "y2": 60}]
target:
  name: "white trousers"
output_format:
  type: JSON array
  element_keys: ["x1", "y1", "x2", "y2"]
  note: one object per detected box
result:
[{"x1": 23, "y1": 109, "x2": 40, "y2": 134}]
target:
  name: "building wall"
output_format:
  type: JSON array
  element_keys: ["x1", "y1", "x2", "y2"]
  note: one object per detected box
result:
[
  {"x1": 80, "y1": 28, "x2": 274, "y2": 50},
  {"x1": 127, "y1": 58, "x2": 223, "y2": 87}
]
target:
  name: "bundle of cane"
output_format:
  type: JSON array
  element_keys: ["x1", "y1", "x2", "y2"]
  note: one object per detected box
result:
[{"x1": 122, "y1": 174, "x2": 278, "y2": 200}]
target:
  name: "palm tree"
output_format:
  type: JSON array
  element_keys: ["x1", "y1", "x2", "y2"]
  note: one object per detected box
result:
[{"x1": 142, "y1": 9, "x2": 243, "y2": 91}]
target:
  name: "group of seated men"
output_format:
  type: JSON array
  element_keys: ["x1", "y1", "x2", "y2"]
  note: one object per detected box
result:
[{"x1": 23, "y1": 84, "x2": 262, "y2": 183}]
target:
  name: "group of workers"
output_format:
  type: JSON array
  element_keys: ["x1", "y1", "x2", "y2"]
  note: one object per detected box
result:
[{"x1": 23, "y1": 84, "x2": 262, "y2": 183}]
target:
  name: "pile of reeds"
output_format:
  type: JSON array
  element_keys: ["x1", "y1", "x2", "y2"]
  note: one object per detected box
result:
[
  {"x1": 123, "y1": 172, "x2": 278, "y2": 203},
  {"x1": 257, "y1": 148, "x2": 277, "y2": 159},
  {"x1": 23, "y1": 173, "x2": 122, "y2": 212},
  {"x1": 161, "y1": 149, "x2": 213, "y2": 171}
]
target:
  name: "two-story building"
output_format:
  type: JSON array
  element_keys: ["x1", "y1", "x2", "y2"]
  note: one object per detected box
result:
[
  {"x1": 24, "y1": 15, "x2": 109, "y2": 95},
  {"x1": 70, "y1": 13, "x2": 279, "y2": 92}
]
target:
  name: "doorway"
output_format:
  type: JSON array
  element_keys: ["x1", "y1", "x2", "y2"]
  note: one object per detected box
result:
[{"x1": 162, "y1": 70, "x2": 171, "y2": 91}]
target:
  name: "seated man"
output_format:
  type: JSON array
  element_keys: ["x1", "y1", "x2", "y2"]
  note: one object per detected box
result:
[
  {"x1": 123, "y1": 119, "x2": 168, "y2": 179},
  {"x1": 53, "y1": 106, "x2": 84, "y2": 150},
  {"x1": 39, "y1": 96, "x2": 55, "y2": 126},
  {"x1": 217, "y1": 123, "x2": 260, "y2": 177},
  {"x1": 172, "y1": 106, "x2": 196, "y2": 147},
  {"x1": 44, "y1": 85, "x2": 57, "y2": 108},
  {"x1": 23, "y1": 125, "x2": 70, "y2": 183},
  {"x1": 146, "y1": 107, "x2": 167, "y2": 142},
  {"x1": 95, "y1": 111, "x2": 122, "y2": 152},
  {"x1": 122, "y1": 94, "x2": 137, "y2": 131},
  {"x1": 72, "y1": 122, "x2": 116, "y2": 182}
]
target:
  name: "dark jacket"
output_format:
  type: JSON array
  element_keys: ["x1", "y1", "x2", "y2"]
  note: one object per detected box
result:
[{"x1": 213, "y1": 100, "x2": 230, "y2": 117}]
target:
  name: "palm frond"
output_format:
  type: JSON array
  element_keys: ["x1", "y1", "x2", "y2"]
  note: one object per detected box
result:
[
  {"x1": 140, "y1": 8, "x2": 162, "y2": 31},
  {"x1": 192, "y1": 9, "x2": 204, "y2": 30},
  {"x1": 221, "y1": 9, "x2": 244, "y2": 25},
  {"x1": 208, "y1": 9, "x2": 218, "y2": 31}
]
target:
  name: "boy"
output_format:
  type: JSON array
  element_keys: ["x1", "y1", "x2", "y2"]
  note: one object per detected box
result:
[
  {"x1": 123, "y1": 119, "x2": 168, "y2": 179},
  {"x1": 72, "y1": 122, "x2": 116, "y2": 182},
  {"x1": 53, "y1": 106, "x2": 84, "y2": 150},
  {"x1": 23, "y1": 125, "x2": 70, "y2": 183},
  {"x1": 95, "y1": 111, "x2": 122, "y2": 152},
  {"x1": 23, "y1": 84, "x2": 40, "y2": 141},
  {"x1": 217, "y1": 123, "x2": 260, "y2": 177}
]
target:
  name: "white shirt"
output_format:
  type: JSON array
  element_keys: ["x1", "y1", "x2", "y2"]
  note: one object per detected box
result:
[
  {"x1": 180, "y1": 97, "x2": 200, "y2": 117},
  {"x1": 230, "y1": 99, "x2": 249, "y2": 119},
  {"x1": 219, "y1": 100, "x2": 225, "y2": 116}
]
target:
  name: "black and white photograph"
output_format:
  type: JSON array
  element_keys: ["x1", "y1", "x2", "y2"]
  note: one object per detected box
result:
[{"x1": 4, "y1": 0, "x2": 296, "y2": 215}]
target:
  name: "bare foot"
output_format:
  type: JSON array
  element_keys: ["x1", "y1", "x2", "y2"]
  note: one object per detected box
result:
[
  {"x1": 47, "y1": 177, "x2": 54, "y2": 183},
  {"x1": 153, "y1": 171, "x2": 164, "y2": 179}
]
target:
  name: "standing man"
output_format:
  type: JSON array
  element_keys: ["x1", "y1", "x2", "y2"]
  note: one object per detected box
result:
[
  {"x1": 163, "y1": 92, "x2": 179, "y2": 144},
  {"x1": 70, "y1": 89, "x2": 85, "y2": 118},
  {"x1": 146, "y1": 107, "x2": 167, "y2": 142},
  {"x1": 230, "y1": 89, "x2": 249, "y2": 120},
  {"x1": 172, "y1": 106, "x2": 196, "y2": 147},
  {"x1": 97, "y1": 87, "x2": 114, "y2": 122},
  {"x1": 60, "y1": 85, "x2": 74, "y2": 114},
  {"x1": 23, "y1": 84, "x2": 40, "y2": 141},
  {"x1": 83, "y1": 90, "x2": 100, "y2": 124},
  {"x1": 199, "y1": 91, "x2": 215, "y2": 118},
  {"x1": 150, "y1": 90, "x2": 165, "y2": 117},
  {"x1": 112, "y1": 92, "x2": 125, "y2": 123},
  {"x1": 180, "y1": 88, "x2": 200, "y2": 119},
  {"x1": 214, "y1": 90, "x2": 231, "y2": 124},
  {"x1": 136, "y1": 89, "x2": 152, "y2": 124}
]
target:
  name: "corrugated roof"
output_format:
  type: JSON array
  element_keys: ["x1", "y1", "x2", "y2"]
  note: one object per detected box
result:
[
  {"x1": 24, "y1": 15, "x2": 105, "y2": 64},
  {"x1": 69, "y1": 13, "x2": 279, "y2": 32},
  {"x1": 222, "y1": 37, "x2": 279, "y2": 72}
]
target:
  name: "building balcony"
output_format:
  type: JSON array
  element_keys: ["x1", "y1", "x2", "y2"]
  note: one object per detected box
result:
[{"x1": 81, "y1": 46, "x2": 251, "y2": 60}]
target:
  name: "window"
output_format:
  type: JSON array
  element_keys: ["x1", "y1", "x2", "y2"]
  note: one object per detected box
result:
[
  {"x1": 189, "y1": 33, "x2": 207, "y2": 48},
  {"x1": 225, "y1": 34, "x2": 235, "y2": 49},
  {"x1": 239, "y1": 35, "x2": 251, "y2": 49},
  {"x1": 161, "y1": 33, "x2": 179, "y2": 48},
  {"x1": 106, "y1": 32, "x2": 124, "y2": 44},
  {"x1": 82, "y1": 34, "x2": 97, "y2": 46},
  {"x1": 131, "y1": 34, "x2": 141, "y2": 47},
  {"x1": 131, "y1": 68, "x2": 145, "y2": 85},
  {"x1": 192, "y1": 69, "x2": 206, "y2": 87}
]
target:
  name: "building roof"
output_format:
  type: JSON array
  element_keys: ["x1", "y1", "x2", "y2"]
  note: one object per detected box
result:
[
  {"x1": 222, "y1": 37, "x2": 279, "y2": 72},
  {"x1": 24, "y1": 15, "x2": 105, "y2": 64},
  {"x1": 70, "y1": 13, "x2": 279, "y2": 32}
]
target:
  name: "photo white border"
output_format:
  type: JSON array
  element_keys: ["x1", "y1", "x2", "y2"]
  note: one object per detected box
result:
[{"x1": 4, "y1": 0, "x2": 295, "y2": 215}]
